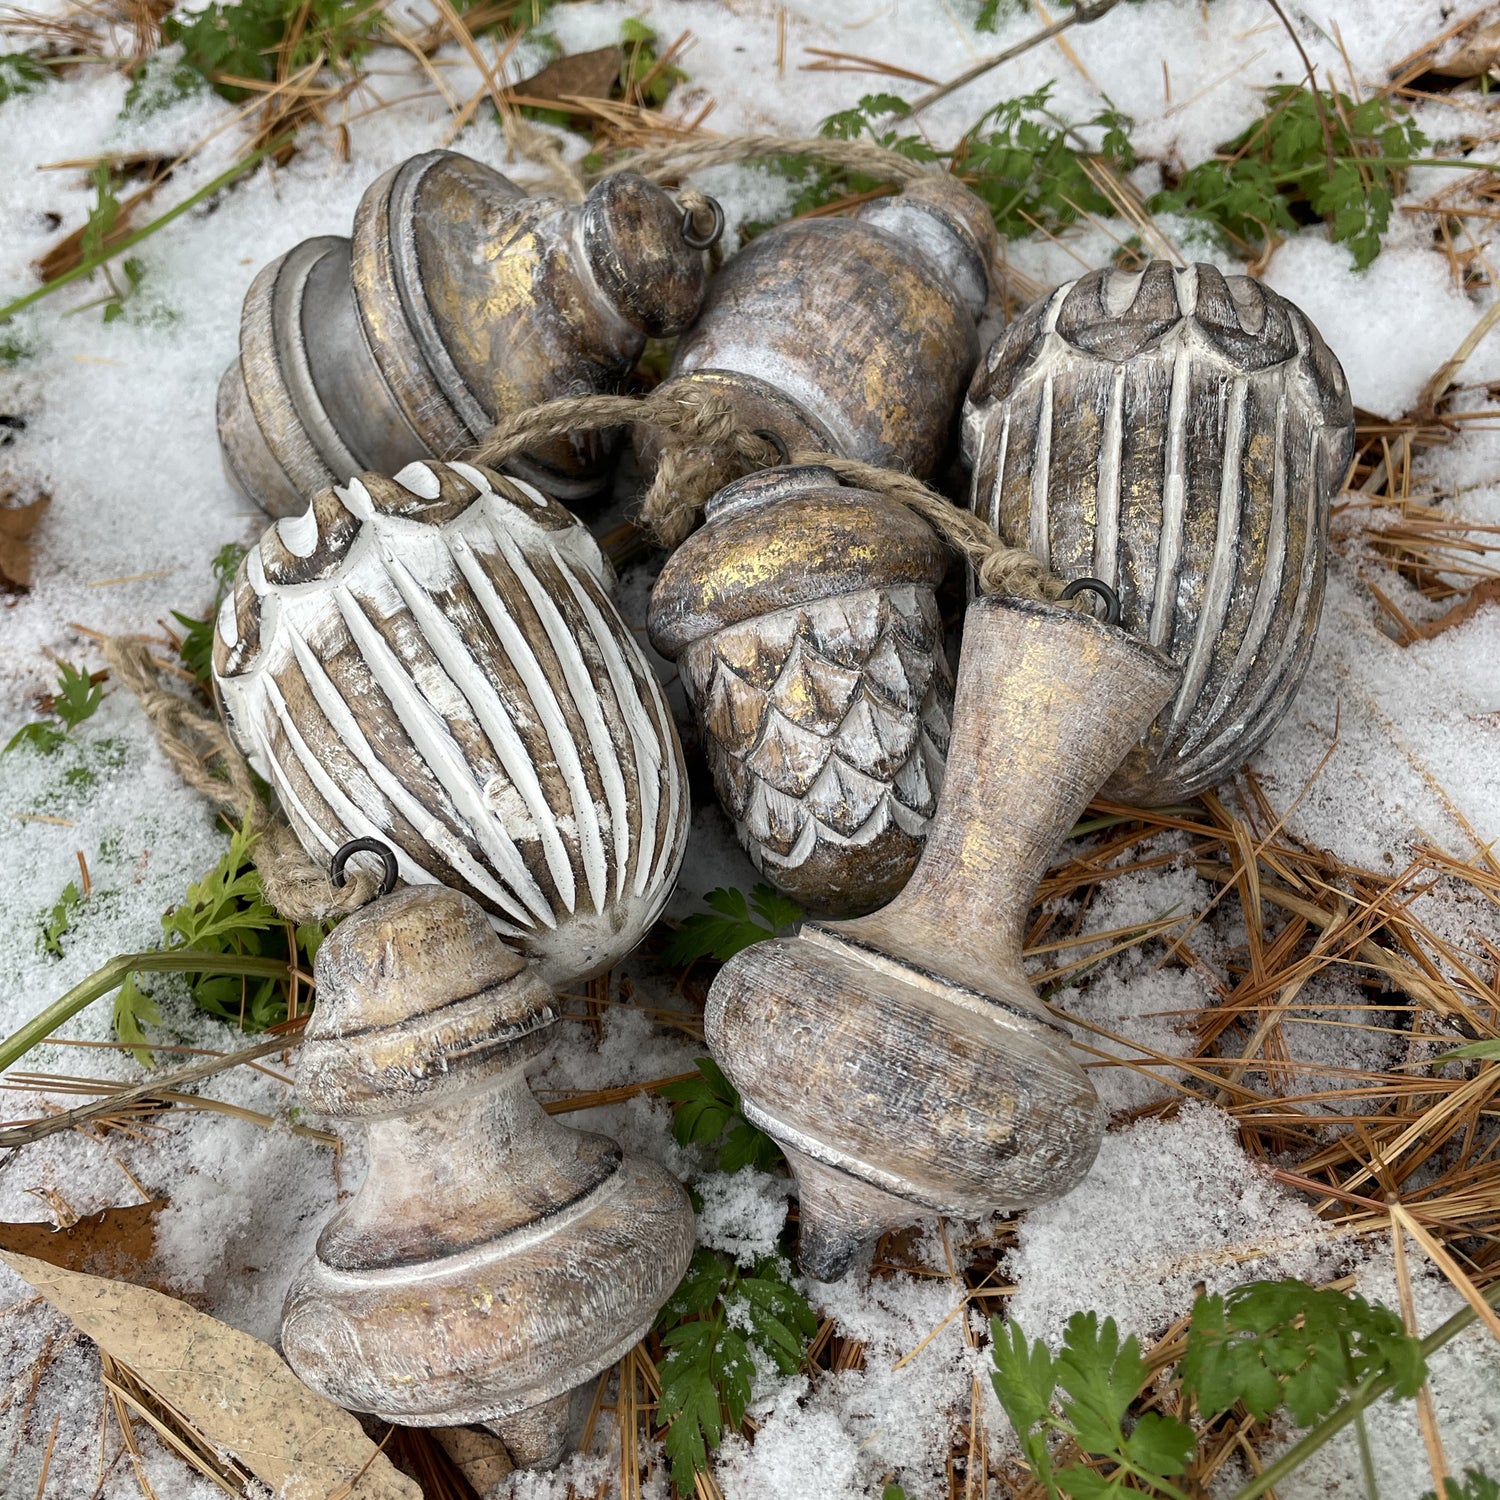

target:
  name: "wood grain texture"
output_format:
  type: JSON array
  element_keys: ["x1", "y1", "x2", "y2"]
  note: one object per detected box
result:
[
  {"x1": 705, "y1": 595, "x2": 1179, "y2": 1280},
  {"x1": 282, "y1": 886, "x2": 695, "y2": 1470},
  {"x1": 649, "y1": 465, "x2": 952, "y2": 916},
  {"x1": 964, "y1": 260, "x2": 1355, "y2": 804},
  {"x1": 220, "y1": 152, "x2": 711, "y2": 517},
  {"x1": 635, "y1": 174, "x2": 997, "y2": 483},
  {"x1": 213, "y1": 460, "x2": 688, "y2": 986}
]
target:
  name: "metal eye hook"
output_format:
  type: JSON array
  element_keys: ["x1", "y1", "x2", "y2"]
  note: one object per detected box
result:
[
  {"x1": 680, "y1": 195, "x2": 725, "y2": 250},
  {"x1": 753, "y1": 428, "x2": 790, "y2": 466},
  {"x1": 330, "y1": 837, "x2": 400, "y2": 899},
  {"x1": 1059, "y1": 577, "x2": 1122, "y2": 628}
]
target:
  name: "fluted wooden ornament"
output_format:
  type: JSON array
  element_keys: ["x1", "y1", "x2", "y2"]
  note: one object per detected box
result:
[
  {"x1": 706, "y1": 593, "x2": 1179, "y2": 1281},
  {"x1": 964, "y1": 260, "x2": 1355, "y2": 804},
  {"x1": 219, "y1": 150, "x2": 716, "y2": 518},
  {"x1": 281, "y1": 879, "x2": 695, "y2": 1471},
  {"x1": 636, "y1": 175, "x2": 997, "y2": 481},
  {"x1": 648, "y1": 465, "x2": 952, "y2": 916},
  {"x1": 212, "y1": 459, "x2": 688, "y2": 985}
]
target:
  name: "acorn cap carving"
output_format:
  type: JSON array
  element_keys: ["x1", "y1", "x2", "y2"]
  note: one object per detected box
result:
[{"x1": 647, "y1": 465, "x2": 951, "y2": 658}]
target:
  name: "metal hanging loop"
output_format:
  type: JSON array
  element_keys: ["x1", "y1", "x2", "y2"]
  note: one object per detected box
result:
[
  {"x1": 1058, "y1": 577, "x2": 1122, "y2": 628},
  {"x1": 330, "y1": 837, "x2": 400, "y2": 899},
  {"x1": 753, "y1": 428, "x2": 791, "y2": 466},
  {"x1": 680, "y1": 196, "x2": 725, "y2": 250}
]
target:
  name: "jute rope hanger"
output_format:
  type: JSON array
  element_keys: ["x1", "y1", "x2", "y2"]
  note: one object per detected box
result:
[{"x1": 467, "y1": 385, "x2": 1072, "y2": 604}]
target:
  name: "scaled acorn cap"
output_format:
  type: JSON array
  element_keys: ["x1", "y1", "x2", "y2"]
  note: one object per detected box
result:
[{"x1": 649, "y1": 465, "x2": 954, "y2": 916}]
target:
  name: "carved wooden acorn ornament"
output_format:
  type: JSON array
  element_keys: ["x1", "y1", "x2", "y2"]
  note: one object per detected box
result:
[
  {"x1": 648, "y1": 464, "x2": 953, "y2": 916},
  {"x1": 218, "y1": 149, "x2": 719, "y2": 518},
  {"x1": 212, "y1": 459, "x2": 689, "y2": 985},
  {"x1": 636, "y1": 174, "x2": 997, "y2": 482},
  {"x1": 705, "y1": 591, "x2": 1180, "y2": 1281},
  {"x1": 282, "y1": 861, "x2": 695, "y2": 1471},
  {"x1": 964, "y1": 260, "x2": 1355, "y2": 804}
]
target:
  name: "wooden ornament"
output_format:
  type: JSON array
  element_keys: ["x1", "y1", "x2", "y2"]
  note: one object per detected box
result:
[
  {"x1": 648, "y1": 464, "x2": 952, "y2": 916},
  {"x1": 964, "y1": 260, "x2": 1355, "y2": 804},
  {"x1": 218, "y1": 151, "x2": 716, "y2": 518},
  {"x1": 705, "y1": 593, "x2": 1179, "y2": 1281},
  {"x1": 637, "y1": 174, "x2": 997, "y2": 482},
  {"x1": 212, "y1": 459, "x2": 688, "y2": 985},
  {"x1": 281, "y1": 877, "x2": 695, "y2": 1470}
]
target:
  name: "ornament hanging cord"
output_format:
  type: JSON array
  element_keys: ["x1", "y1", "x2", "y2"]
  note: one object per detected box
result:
[
  {"x1": 469, "y1": 385, "x2": 1075, "y2": 606},
  {"x1": 103, "y1": 637, "x2": 383, "y2": 923}
]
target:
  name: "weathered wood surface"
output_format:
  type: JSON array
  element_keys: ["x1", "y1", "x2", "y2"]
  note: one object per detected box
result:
[
  {"x1": 706, "y1": 594, "x2": 1180, "y2": 1281},
  {"x1": 637, "y1": 174, "x2": 997, "y2": 483},
  {"x1": 220, "y1": 152, "x2": 712, "y2": 516},
  {"x1": 282, "y1": 885, "x2": 695, "y2": 1471},
  {"x1": 213, "y1": 460, "x2": 689, "y2": 985},
  {"x1": 964, "y1": 260, "x2": 1354, "y2": 803},
  {"x1": 649, "y1": 464, "x2": 953, "y2": 916}
]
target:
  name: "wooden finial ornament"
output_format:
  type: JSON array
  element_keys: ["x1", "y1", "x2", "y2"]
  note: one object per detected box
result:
[
  {"x1": 212, "y1": 459, "x2": 688, "y2": 986},
  {"x1": 704, "y1": 590, "x2": 1180, "y2": 1280},
  {"x1": 637, "y1": 174, "x2": 997, "y2": 483},
  {"x1": 964, "y1": 260, "x2": 1354, "y2": 804},
  {"x1": 218, "y1": 151, "x2": 719, "y2": 517},
  {"x1": 648, "y1": 464, "x2": 953, "y2": 916},
  {"x1": 281, "y1": 856, "x2": 695, "y2": 1470}
]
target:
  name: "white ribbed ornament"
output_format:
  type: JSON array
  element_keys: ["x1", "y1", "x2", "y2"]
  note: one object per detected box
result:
[{"x1": 212, "y1": 460, "x2": 689, "y2": 985}]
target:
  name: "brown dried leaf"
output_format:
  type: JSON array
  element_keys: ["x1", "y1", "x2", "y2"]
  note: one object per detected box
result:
[
  {"x1": 0, "y1": 493, "x2": 50, "y2": 591},
  {"x1": 511, "y1": 45, "x2": 621, "y2": 107},
  {"x1": 0, "y1": 1199, "x2": 166, "y2": 1285},
  {"x1": 1433, "y1": 19, "x2": 1500, "y2": 77},
  {"x1": 1, "y1": 1249, "x2": 421, "y2": 1500},
  {"x1": 433, "y1": 1425, "x2": 513, "y2": 1490}
]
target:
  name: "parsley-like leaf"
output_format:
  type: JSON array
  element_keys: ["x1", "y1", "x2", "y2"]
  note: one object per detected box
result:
[
  {"x1": 659, "y1": 1057, "x2": 784, "y2": 1172},
  {"x1": 39, "y1": 880, "x2": 82, "y2": 959},
  {"x1": 662, "y1": 883, "x2": 802, "y2": 966},
  {"x1": 1180, "y1": 1279, "x2": 1426, "y2": 1427},
  {"x1": 1426, "y1": 1470, "x2": 1500, "y2": 1500}
]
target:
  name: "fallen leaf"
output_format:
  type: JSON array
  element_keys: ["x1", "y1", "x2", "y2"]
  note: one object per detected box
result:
[
  {"x1": 0, "y1": 1199, "x2": 166, "y2": 1285},
  {"x1": 510, "y1": 45, "x2": 621, "y2": 110},
  {"x1": 0, "y1": 493, "x2": 50, "y2": 591},
  {"x1": 434, "y1": 1425, "x2": 513, "y2": 1490},
  {"x1": 1, "y1": 1249, "x2": 421, "y2": 1500},
  {"x1": 1434, "y1": 19, "x2": 1500, "y2": 78}
]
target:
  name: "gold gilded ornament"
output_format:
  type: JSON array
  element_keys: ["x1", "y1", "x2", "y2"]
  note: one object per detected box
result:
[
  {"x1": 218, "y1": 151, "x2": 718, "y2": 517},
  {"x1": 212, "y1": 460, "x2": 688, "y2": 985},
  {"x1": 704, "y1": 591, "x2": 1179, "y2": 1281},
  {"x1": 637, "y1": 174, "x2": 997, "y2": 482},
  {"x1": 282, "y1": 860, "x2": 694, "y2": 1470},
  {"x1": 649, "y1": 464, "x2": 952, "y2": 916},
  {"x1": 964, "y1": 260, "x2": 1354, "y2": 803}
]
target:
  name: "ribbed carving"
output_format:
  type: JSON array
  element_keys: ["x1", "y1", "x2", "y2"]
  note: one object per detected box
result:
[
  {"x1": 213, "y1": 460, "x2": 688, "y2": 984},
  {"x1": 963, "y1": 260, "x2": 1355, "y2": 804}
]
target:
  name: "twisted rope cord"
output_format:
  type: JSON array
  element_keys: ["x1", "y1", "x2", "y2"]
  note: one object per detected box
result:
[
  {"x1": 104, "y1": 637, "x2": 381, "y2": 923},
  {"x1": 470, "y1": 389, "x2": 1067, "y2": 600},
  {"x1": 595, "y1": 134, "x2": 937, "y2": 187}
]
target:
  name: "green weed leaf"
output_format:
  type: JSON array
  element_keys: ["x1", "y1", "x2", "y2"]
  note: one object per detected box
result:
[
  {"x1": 659, "y1": 1057, "x2": 784, "y2": 1172},
  {"x1": 663, "y1": 884, "x2": 801, "y2": 966}
]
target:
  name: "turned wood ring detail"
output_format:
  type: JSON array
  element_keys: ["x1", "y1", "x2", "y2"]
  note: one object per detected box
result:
[
  {"x1": 680, "y1": 196, "x2": 725, "y2": 249},
  {"x1": 1059, "y1": 577, "x2": 1121, "y2": 627},
  {"x1": 329, "y1": 837, "x2": 400, "y2": 898},
  {"x1": 752, "y1": 427, "x2": 790, "y2": 466}
]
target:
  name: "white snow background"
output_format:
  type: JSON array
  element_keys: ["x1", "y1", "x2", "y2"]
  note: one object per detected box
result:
[{"x1": 2, "y1": 1, "x2": 1500, "y2": 1497}]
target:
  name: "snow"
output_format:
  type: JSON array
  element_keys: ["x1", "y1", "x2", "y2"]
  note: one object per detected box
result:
[{"x1": 2, "y1": 0, "x2": 1500, "y2": 1496}]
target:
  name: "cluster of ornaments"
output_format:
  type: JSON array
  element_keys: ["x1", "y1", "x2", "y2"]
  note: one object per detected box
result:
[{"x1": 213, "y1": 149, "x2": 1353, "y2": 1472}]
